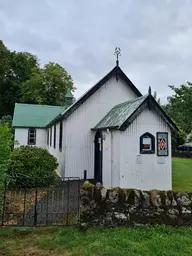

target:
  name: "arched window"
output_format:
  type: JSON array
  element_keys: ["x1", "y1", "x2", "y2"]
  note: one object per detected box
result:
[
  {"x1": 28, "y1": 128, "x2": 36, "y2": 145},
  {"x1": 140, "y1": 132, "x2": 155, "y2": 154}
]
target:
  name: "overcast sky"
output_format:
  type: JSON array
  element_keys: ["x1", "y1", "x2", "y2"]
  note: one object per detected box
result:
[{"x1": 1, "y1": 0, "x2": 192, "y2": 102}]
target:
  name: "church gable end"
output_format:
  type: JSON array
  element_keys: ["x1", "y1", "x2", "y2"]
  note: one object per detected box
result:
[{"x1": 46, "y1": 65, "x2": 142, "y2": 127}]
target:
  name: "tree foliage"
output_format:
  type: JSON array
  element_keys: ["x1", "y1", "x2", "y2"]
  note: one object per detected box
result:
[
  {"x1": 21, "y1": 62, "x2": 74, "y2": 106},
  {"x1": 0, "y1": 115, "x2": 12, "y2": 128},
  {"x1": 0, "y1": 41, "x2": 39, "y2": 117},
  {"x1": 0, "y1": 123, "x2": 13, "y2": 188},
  {"x1": 0, "y1": 40, "x2": 75, "y2": 118},
  {"x1": 153, "y1": 91, "x2": 161, "y2": 105},
  {"x1": 171, "y1": 130, "x2": 186, "y2": 150},
  {"x1": 8, "y1": 146, "x2": 58, "y2": 188},
  {"x1": 167, "y1": 82, "x2": 192, "y2": 134}
]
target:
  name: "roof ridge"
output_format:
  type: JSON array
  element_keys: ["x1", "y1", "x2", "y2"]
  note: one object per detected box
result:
[
  {"x1": 112, "y1": 94, "x2": 148, "y2": 109},
  {"x1": 15, "y1": 103, "x2": 65, "y2": 108}
]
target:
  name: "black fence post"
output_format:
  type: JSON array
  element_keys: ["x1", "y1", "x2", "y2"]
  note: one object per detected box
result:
[
  {"x1": 1, "y1": 181, "x2": 7, "y2": 226},
  {"x1": 45, "y1": 186, "x2": 49, "y2": 226},
  {"x1": 84, "y1": 170, "x2": 87, "y2": 180},
  {"x1": 22, "y1": 188, "x2": 27, "y2": 226},
  {"x1": 33, "y1": 187, "x2": 38, "y2": 226},
  {"x1": 77, "y1": 178, "x2": 81, "y2": 226},
  {"x1": 66, "y1": 179, "x2": 70, "y2": 226}
]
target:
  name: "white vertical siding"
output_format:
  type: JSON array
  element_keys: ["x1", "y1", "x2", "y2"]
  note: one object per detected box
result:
[
  {"x1": 102, "y1": 108, "x2": 172, "y2": 190},
  {"x1": 15, "y1": 128, "x2": 28, "y2": 146},
  {"x1": 111, "y1": 131, "x2": 120, "y2": 188},
  {"x1": 102, "y1": 131, "x2": 112, "y2": 188},
  {"x1": 64, "y1": 75, "x2": 137, "y2": 179},
  {"x1": 15, "y1": 128, "x2": 46, "y2": 148},
  {"x1": 119, "y1": 108, "x2": 171, "y2": 190},
  {"x1": 47, "y1": 121, "x2": 66, "y2": 177}
]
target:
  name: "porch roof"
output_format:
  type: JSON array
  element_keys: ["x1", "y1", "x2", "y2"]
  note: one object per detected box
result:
[
  {"x1": 93, "y1": 94, "x2": 179, "y2": 131},
  {"x1": 93, "y1": 95, "x2": 147, "y2": 131}
]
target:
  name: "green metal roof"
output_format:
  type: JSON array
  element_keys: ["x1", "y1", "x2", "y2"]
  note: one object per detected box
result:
[
  {"x1": 94, "y1": 95, "x2": 148, "y2": 130},
  {"x1": 13, "y1": 103, "x2": 66, "y2": 127}
]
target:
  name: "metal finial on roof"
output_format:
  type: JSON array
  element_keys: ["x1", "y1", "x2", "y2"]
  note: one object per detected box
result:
[
  {"x1": 148, "y1": 86, "x2": 152, "y2": 110},
  {"x1": 114, "y1": 47, "x2": 121, "y2": 66},
  {"x1": 148, "y1": 86, "x2": 151, "y2": 96}
]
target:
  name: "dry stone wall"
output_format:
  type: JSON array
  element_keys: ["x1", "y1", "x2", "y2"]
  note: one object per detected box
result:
[{"x1": 80, "y1": 182, "x2": 192, "y2": 227}]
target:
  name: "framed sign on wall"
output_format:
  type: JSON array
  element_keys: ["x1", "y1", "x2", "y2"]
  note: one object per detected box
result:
[{"x1": 157, "y1": 132, "x2": 168, "y2": 156}]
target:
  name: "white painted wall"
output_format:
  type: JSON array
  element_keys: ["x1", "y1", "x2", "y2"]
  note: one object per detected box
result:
[
  {"x1": 14, "y1": 128, "x2": 47, "y2": 148},
  {"x1": 63, "y1": 75, "x2": 137, "y2": 179},
  {"x1": 47, "y1": 122, "x2": 66, "y2": 177},
  {"x1": 103, "y1": 131, "x2": 121, "y2": 188},
  {"x1": 102, "y1": 108, "x2": 172, "y2": 190}
]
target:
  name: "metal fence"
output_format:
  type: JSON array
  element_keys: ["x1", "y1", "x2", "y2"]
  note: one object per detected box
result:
[{"x1": 0, "y1": 178, "x2": 81, "y2": 227}]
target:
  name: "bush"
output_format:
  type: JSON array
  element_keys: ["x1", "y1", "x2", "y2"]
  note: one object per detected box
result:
[
  {"x1": 0, "y1": 123, "x2": 13, "y2": 187},
  {"x1": 172, "y1": 150, "x2": 192, "y2": 158},
  {"x1": 8, "y1": 146, "x2": 58, "y2": 188}
]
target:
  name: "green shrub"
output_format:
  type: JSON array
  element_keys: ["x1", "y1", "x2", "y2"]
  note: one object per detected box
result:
[
  {"x1": 0, "y1": 123, "x2": 13, "y2": 214},
  {"x1": 8, "y1": 146, "x2": 58, "y2": 188},
  {"x1": 0, "y1": 123, "x2": 13, "y2": 187}
]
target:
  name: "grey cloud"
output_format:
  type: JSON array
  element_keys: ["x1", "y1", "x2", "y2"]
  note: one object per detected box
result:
[{"x1": 1, "y1": 0, "x2": 192, "y2": 101}]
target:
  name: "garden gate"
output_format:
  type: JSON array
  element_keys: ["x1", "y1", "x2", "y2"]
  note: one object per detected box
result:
[{"x1": 0, "y1": 178, "x2": 81, "y2": 227}]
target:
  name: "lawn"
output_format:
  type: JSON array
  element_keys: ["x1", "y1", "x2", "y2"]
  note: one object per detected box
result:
[
  {"x1": 172, "y1": 157, "x2": 192, "y2": 191},
  {"x1": 1, "y1": 157, "x2": 192, "y2": 256},
  {"x1": 1, "y1": 225, "x2": 192, "y2": 256}
]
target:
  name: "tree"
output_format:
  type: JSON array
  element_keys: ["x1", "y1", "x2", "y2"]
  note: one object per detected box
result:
[
  {"x1": 153, "y1": 91, "x2": 161, "y2": 105},
  {"x1": 167, "y1": 82, "x2": 192, "y2": 134},
  {"x1": 0, "y1": 40, "x2": 39, "y2": 117},
  {"x1": 0, "y1": 41, "x2": 75, "y2": 118},
  {"x1": 171, "y1": 130, "x2": 186, "y2": 150},
  {"x1": 0, "y1": 115, "x2": 12, "y2": 128},
  {"x1": 21, "y1": 62, "x2": 75, "y2": 106}
]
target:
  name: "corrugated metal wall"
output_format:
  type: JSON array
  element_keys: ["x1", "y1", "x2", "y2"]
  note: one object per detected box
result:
[
  {"x1": 47, "y1": 121, "x2": 66, "y2": 177},
  {"x1": 64, "y1": 76, "x2": 138, "y2": 179},
  {"x1": 102, "y1": 108, "x2": 172, "y2": 190},
  {"x1": 15, "y1": 128, "x2": 46, "y2": 149},
  {"x1": 115, "y1": 108, "x2": 171, "y2": 190}
]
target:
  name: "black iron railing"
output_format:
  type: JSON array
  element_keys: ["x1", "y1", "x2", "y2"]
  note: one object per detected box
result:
[{"x1": 0, "y1": 178, "x2": 81, "y2": 227}]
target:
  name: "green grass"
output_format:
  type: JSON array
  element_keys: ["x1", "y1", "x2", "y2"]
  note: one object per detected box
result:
[
  {"x1": 172, "y1": 157, "x2": 192, "y2": 192},
  {"x1": 1, "y1": 225, "x2": 192, "y2": 256},
  {"x1": 0, "y1": 157, "x2": 192, "y2": 255}
]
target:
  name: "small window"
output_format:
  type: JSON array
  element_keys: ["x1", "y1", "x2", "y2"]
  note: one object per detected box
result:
[
  {"x1": 54, "y1": 124, "x2": 56, "y2": 149},
  {"x1": 140, "y1": 132, "x2": 155, "y2": 154},
  {"x1": 28, "y1": 128, "x2": 36, "y2": 145},
  {"x1": 47, "y1": 129, "x2": 49, "y2": 146},
  {"x1": 59, "y1": 121, "x2": 63, "y2": 152},
  {"x1": 157, "y1": 132, "x2": 168, "y2": 156},
  {"x1": 50, "y1": 127, "x2": 52, "y2": 147}
]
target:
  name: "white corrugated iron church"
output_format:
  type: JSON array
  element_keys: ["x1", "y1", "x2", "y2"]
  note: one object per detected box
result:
[{"x1": 13, "y1": 53, "x2": 178, "y2": 190}]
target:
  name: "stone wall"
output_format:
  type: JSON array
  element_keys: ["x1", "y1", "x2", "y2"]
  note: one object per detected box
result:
[{"x1": 80, "y1": 182, "x2": 192, "y2": 227}]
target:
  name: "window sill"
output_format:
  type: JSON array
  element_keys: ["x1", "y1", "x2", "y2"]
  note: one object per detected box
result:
[{"x1": 140, "y1": 150, "x2": 155, "y2": 154}]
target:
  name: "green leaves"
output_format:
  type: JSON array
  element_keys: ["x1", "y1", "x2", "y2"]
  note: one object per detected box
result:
[
  {"x1": 21, "y1": 62, "x2": 75, "y2": 106},
  {"x1": 0, "y1": 41, "x2": 39, "y2": 117},
  {"x1": 8, "y1": 146, "x2": 59, "y2": 188},
  {"x1": 0, "y1": 123, "x2": 13, "y2": 188},
  {"x1": 0, "y1": 41, "x2": 75, "y2": 118},
  {"x1": 167, "y1": 82, "x2": 192, "y2": 134}
]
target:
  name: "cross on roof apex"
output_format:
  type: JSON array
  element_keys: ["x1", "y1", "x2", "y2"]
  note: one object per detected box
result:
[{"x1": 114, "y1": 47, "x2": 121, "y2": 66}]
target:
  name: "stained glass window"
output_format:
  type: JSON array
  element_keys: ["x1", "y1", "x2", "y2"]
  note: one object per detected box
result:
[{"x1": 157, "y1": 132, "x2": 168, "y2": 156}]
